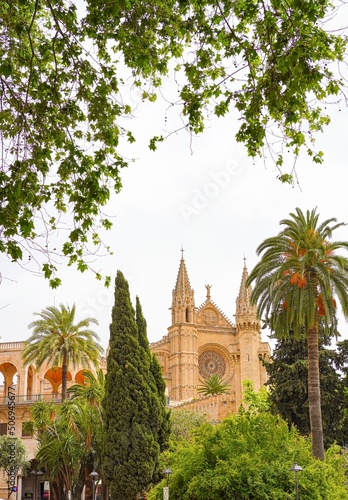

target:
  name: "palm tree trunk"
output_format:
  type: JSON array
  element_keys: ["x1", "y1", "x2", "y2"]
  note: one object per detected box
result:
[
  {"x1": 307, "y1": 320, "x2": 324, "y2": 460},
  {"x1": 62, "y1": 353, "x2": 68, "y2": 401}
]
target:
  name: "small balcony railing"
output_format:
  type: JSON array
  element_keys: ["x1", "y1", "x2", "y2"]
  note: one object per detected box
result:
[{"x1": 0, "y1": 393, "x2": 63, "y2": 406}]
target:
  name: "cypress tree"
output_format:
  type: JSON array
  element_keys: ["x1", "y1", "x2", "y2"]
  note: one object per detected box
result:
[
  {"x1": 102, "y1": 271, "x2": 159, "y2": 499},
  {"x1": 150, "y1": 351, "x2": 171, "y2": 484},
  {"x1": 136, "y1": 296, "x2": 150, "y2": 352},
  {"x1": 135, "y1": 297, "x2": 170, "y2": 472}
]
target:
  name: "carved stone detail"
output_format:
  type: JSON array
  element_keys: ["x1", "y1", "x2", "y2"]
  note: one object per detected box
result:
[{"x1": 203, "y1": 308, "x2": 218, "y2": 325}]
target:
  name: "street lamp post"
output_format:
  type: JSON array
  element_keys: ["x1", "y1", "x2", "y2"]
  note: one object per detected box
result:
[
  {"x1": 290, "y1": 463, "x2": 303, "y2": 500},
  {"x1": 89, "y1": 471, "x2": 99, "y2": 500},
  {"x1": 37, "y1": 470, "x2": 44, "y2": 500},
  {"x1": 31, "y1": 469, "x2": 43, "y2": 500},
  {"x1": 30, "y1": 470, "x2": 37, "y2": 500},
  {"x1": 162, "y1": 468, "x2": 172, "y2": 500}
]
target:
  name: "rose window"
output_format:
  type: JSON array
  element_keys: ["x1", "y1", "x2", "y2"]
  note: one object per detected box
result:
[{"x1": 198, "y1": 350, "x2": 226, "y2": 379}]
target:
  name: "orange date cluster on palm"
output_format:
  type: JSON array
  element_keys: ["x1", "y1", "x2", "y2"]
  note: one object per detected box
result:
[
  {"x1": 317, "y1": 294, "x2": 337, "y2": 316},
  {"x1": 289, "y1": 241, "x2": 307, "y2": 256},
  {"x1": 281, "y1": 295, "x2": 337, "y2": 314},
  {"x1": 284, "y1": 271, "x2": 307, "y2": 288}
]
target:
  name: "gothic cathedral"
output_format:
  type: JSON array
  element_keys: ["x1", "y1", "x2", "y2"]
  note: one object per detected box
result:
[{"x1": 150, "y1": 255, "x2": 270, "y2": 417}]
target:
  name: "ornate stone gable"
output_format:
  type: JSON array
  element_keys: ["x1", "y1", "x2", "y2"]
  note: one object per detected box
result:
[{"x1": 196, "y1": 299, "x2": 234, "y2": 331}]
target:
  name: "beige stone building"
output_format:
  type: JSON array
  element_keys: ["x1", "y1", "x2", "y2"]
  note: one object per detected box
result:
[
  {"x1": 150, "y1": 255, "x2": 270, "y2": 419},
  {"x1": 0, "y1": 342, "x2": 106, "y2": 499}
]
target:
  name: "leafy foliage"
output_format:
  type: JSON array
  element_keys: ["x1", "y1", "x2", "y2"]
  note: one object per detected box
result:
[
  {"x1": 197, "y1": 374, "x2": 230, "y2": 396},
  {"x1": 102, "y1": 271, "x2": 167, "y2": 499},
  {"x1": 169, "y1": 409, "x2": 208, "y2": 445},
  {"x1": 68, "y1": 369, "x2": 106, "y2": 497},
  {"x1": 87, "y1": 0, "x2": 346, "y2": 180},
  {"x1": 1, "y1": 1, "x2": 347, "y2": 284},
  {"x1": 26, "y1": 398, "x2": 102, "y2": 499},
  {"x1": 22, "y1": 303, "x2": 103, "y2": 400},
  {"x1": 248, "y1": 208, "x2": 348, "y2": 339},
  {"x1": 135, "y1": 296, "x2": 171, "y2": 482},
  {"x1": 68, "y1": 369, "x2": 105, "y2": 412},
  {"x1": 148, "y1": 410, "x2": 348, "y2": 500},
  {"x1": 0, "y1": 0, "x2": 134, "y2": 286},
  {"x1": 247, "y1": 207, "x2": 348, "y2": 460},
  {"x1": 0, "y1": 435, "x2": 30, "y2": 477},
  {"x1": 241, "y1": 379, "x2": 270, "y2": 414}
]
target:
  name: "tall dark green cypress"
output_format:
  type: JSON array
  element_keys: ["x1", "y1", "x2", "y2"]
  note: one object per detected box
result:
[
  {"x1": 135, "y1": 297, "x2": 170, "y2": 461},
  {"x1": 102, "y1": 271, "x2": 159, "y2": 499}
]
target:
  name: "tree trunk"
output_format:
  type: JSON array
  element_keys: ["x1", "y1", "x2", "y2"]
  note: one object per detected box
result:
[
  {"x1": 83, "y1": 466, "x2": 94, "y2": 500},
  {"x1": 307, "y1": 321, "x2": 324, "y2": 460},
  {"x1": 52, "y1": 481, "x2": 62, "y2": 500},
  {"x1": 62, "y1": 353, "x2": 68, "y2": 401},
  {"x1": 102, "y1": 481, "x2": 109, "y2": 500}
]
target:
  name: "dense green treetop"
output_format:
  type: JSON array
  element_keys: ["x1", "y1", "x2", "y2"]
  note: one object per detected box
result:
[
  {"x1": 148, "y1": 410, "x2": 348, "y2": 499},
  {"x1": 0, "y1": 435, "x2": 30, "y2": 478},
  {"x1": 136, "y1": 295, "x2": 171, "y2": 484},
  {"x1": 169, "y1": 409, "x2": 208, "y2": 445},
  {"x1": 1, "y1": 0, "x2": 347, "y2": 285},
  {"x1": 87, "y1": 0, "x2": 346, "y2": 174},
  {"x1": 1, "y1": 0, "x2": 129, "y2": 286},
  {"x1": 22, "y1": 303, "x2": 103, "y2": 400},
  {"x1": 248, "y1": 208, "x2": 348, "y2": 339}
]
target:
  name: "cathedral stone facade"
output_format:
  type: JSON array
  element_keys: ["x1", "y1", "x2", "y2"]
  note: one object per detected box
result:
[{"x1": 150, "y1": 255, "x2": 270, "y2": 416}]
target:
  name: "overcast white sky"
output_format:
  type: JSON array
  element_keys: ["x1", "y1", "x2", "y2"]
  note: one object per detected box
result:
[{"x1": 2, "y1": 59, "x2": 348, "y2": 351}]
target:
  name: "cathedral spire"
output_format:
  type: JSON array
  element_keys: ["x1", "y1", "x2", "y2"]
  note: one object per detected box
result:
[
  {"x1": 171, "y1": 252, "x2": 195, "y2": 324},
  {"x1": 235, "y1": 257, "x2": 257, "y2": 318},
  {"x1": 174, "y1": 254, "x2": 192, "y2": 297},
  {"x1": 236, "y1": 259, "x2": 262, "y2": 394}
]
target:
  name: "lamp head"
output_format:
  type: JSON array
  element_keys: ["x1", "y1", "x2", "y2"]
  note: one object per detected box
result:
[
  {"x1": 89, "y1": 471, "x2": 99, "y2": 480},
  {"x1": 290, "y1": 463, "x2": 303, "y2": 473},
  {"x1": 163, "y1": 467, "x2": 172, "y2": 477}
]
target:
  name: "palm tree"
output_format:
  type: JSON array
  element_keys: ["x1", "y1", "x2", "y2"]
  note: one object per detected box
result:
[
  {"x1": 23, "y1": 303, "x2": 104, "y2": 400},
  {"x1": 30, "y1": 399, "x2": 98, "y2": 500},
  {"x1": 247, "y1": 207, "x2": 348, "y2": 460},
  {"x1": 197, "y1": 374, "x2": 230, "y2": 396},
  {"x1": 68, "y1": 370, "x2": 106, "y2": 498},
  {"x1": 68, "y1": 369, "x2": 105, "y2": 417}
]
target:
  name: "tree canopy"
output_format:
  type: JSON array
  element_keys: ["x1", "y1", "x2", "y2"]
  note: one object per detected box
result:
[
  {"x1": 1, "y1": 0, "x2": 347, "y2": 285},
  {"x1": 0, "y1": 435, "x2": 29, "y2": 481},
  {"x1": 23, "y1": 303, "x2": 103, "y2": 400},
  {"x1": 89, "y1": 0, "x2": 346, "y2": 173},
  {"x1": 148, "y1": 411, "x2": 348, "y2": 500},
  {"x1": 26, "y1": 397, "x2": 103, "y2": 500},
  {"x1": 169, "y1": 409, "x2": 208, "y2": 445}
]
